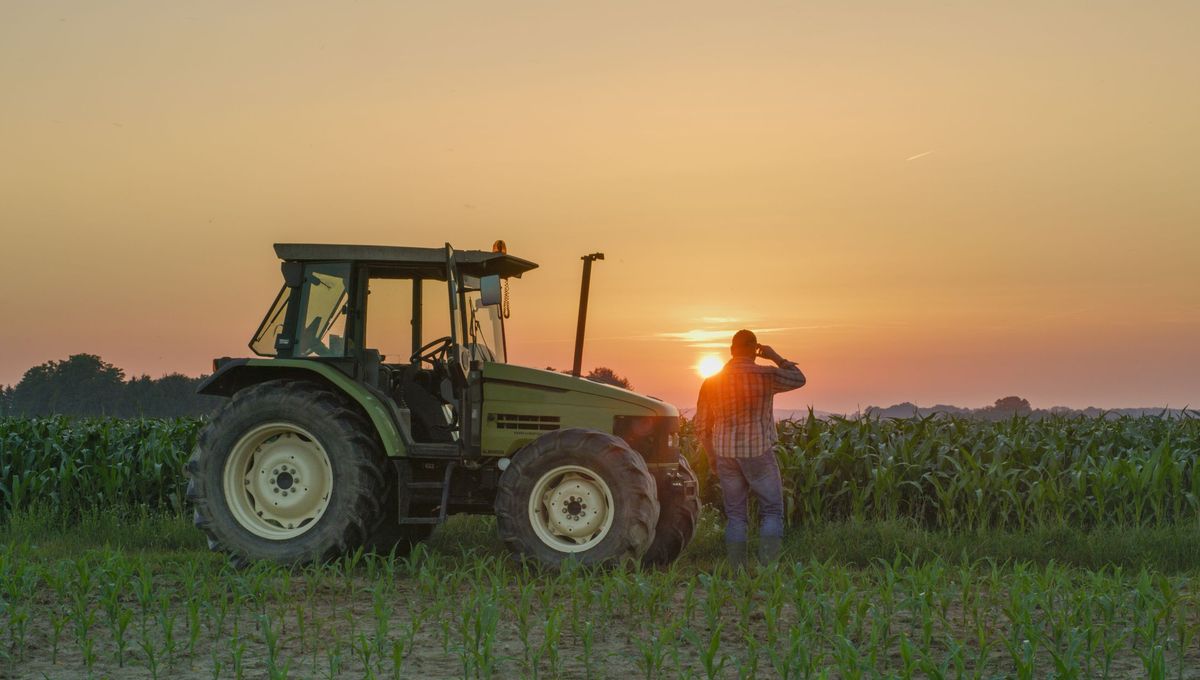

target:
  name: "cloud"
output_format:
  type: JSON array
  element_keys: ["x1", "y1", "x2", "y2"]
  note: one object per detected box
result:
[
  {"x1": 654, "y1": 329, "x2": 737, "y2": 343},
  {"x1": 651, "y1": 326, "x2": 811, "y2": 345}
]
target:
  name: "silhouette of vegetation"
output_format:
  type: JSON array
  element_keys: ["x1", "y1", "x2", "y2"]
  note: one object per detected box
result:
[
  {"x1": 582, "y1": 366, "x2": 632, "y2": 390},
  {"x1": 1, "y1": 356, "x2": 638, "y2": 419},
  {"x1": 545, "y1": 365, "x2": 633, "y2": 390},
  {"x1": 865, "y1": 395, "x2": 1185, "y2": 420},
  {"x1": 1, "y1": 354, "x2": 220, "y2": 418},
  {"x1": 987, "y1": 395, "x2": 1033, "y2": 416}
]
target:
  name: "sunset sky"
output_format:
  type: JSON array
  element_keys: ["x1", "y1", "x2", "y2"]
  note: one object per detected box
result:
[{"x1": 2, "y1": 1, "x2": 1197, "y2": 414}]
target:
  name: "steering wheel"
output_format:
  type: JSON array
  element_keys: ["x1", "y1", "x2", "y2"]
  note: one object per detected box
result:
[{"x1": 410, "y1": 336, "x2": 453, "y2": 366}]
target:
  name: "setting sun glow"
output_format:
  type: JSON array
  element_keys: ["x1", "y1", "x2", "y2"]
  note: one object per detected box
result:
[{"x1": 697, "y1": 355, "x2": 724, "y2": 379}]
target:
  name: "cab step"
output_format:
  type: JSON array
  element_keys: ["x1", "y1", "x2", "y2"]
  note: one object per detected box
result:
[{"x1": 398, "y1": 461, "x2": 456, "y2": 526}]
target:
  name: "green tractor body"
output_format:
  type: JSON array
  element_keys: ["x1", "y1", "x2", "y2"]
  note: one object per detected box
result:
[{"x1": 187, "y1": 243, "x2": 698, "y2": 567}]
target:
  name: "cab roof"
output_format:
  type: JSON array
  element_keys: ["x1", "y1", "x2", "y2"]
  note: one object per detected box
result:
[{"x1": 274, "y1": 243, "x2": 538, "y2": 279}]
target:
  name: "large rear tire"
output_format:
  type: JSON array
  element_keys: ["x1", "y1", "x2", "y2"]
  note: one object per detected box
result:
[
  {"x1": 495, "y1": 428, "x2": 659, "y2": 567},
  {"x1": 642, "y1": 454, "x2": 702, "y2": 566},
  {"x1": 186, "y1": 380, "x2": 388, "y2": 567}
]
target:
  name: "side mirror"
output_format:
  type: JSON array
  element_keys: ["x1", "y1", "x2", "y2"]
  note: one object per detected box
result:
[{"x1": 480, "y1": 275, "x2": 502, "y2": 306}]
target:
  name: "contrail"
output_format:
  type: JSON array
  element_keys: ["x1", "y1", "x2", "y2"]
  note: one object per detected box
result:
[{"x1": 906, "y1": 150, "x2": 934, "y2": 161}]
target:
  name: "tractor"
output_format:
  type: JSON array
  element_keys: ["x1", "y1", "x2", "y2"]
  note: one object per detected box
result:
[{"x1": 186, "y1": 242, "x2": 699, "y2": 567}]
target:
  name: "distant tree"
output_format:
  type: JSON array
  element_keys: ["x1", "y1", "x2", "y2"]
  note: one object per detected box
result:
[
  {"x1": 7, "y1": 354, "x2": 222, "y2": 418},
  {"x1": 126, "y1": 373, "x2": 221, "y2": 417},
  {"x1": 544, "y1": 366, "x2": 634, "y2": 390},
  {"x1": 974, "y1": 395, "x2": 1034, "y2": 420},
  {"x1": 992, "y1": 396, "x2": 1032, "y2": 414},
  {"x1": 584, "y1": 367, "x2": 633, "y2": 390},
  {"x1": 11, "y1": 354, "x2": 128, "y2": 416}
]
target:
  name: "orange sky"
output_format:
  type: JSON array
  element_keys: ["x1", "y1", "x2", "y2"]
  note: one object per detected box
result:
[{"x1": 2, "y1": 2, "x2": 1198, "y2": 413}]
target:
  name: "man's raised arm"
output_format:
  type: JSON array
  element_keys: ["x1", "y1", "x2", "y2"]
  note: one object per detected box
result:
[{"x1": 757, "y1": 344, "x2": 807, "y2": 393}]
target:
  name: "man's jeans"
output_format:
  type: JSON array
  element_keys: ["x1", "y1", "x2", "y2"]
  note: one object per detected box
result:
[{"x1": 715, "y1": 452, "x2": 785, "y2": 543}]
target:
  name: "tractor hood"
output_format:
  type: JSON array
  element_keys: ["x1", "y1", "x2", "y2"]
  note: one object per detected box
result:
[{"x1": 482, "y1": 363, "x2": 679, "y2": 417}]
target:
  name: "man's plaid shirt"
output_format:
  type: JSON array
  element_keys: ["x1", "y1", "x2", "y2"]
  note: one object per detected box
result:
[{"x1": 694, "y1": 357, "x2": 807, "y2": 458}]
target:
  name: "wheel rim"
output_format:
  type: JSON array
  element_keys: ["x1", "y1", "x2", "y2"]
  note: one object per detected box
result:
[
  {"x1": 222, "y1": 422, "x2": 333, "y2": 540},
  {"x1": 527, "y1": 464, "x2": 615, "y2": 553}
]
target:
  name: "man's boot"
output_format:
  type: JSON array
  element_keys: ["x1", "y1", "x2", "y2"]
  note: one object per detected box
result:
[
  {"x1": 758, "y1": 536, "x2": 783, "y2": 564},
  {"x1": 726, "y1": 541, "x2": 748, "y2": 571}
]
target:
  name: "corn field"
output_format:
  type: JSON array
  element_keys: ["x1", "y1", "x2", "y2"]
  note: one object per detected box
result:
[
  {"x1": 0, "y1": 417, "x2": 199, "y2": 520},
  {"x1": 3, "y1": 414, "x2": 1200, "y2": 530},
  {"x1": 2, "y1": 540, "x2": 1198, "y2": 678},
  {"x1": 689, "y1": 413, "x2": 1200, "y2": 531}
]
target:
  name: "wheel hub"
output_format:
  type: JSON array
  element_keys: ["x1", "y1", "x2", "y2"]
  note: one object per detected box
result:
[
  {"x1": 223, "y1": 423, "x2": 333, "y2": 539},
  {"x1": 528, "y1": 465, "x2": 615, "y2": 553}
]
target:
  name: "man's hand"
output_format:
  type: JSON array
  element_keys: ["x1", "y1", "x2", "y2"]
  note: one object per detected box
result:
[{"x1": 757, "y1": 344, "x2": 786, "y2": 364}]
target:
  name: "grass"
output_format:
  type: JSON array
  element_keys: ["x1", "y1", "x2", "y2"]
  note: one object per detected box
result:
[{"x1": 7, "y1": 507, "x2": 1200, "y2": 573}]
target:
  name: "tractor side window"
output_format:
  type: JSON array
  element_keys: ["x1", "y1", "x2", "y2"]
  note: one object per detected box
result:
[
  {"x1": 421, "y1": 279, "x2": 453, "y2": 348},
  {"x1": 297, "y1": 264, "x2": 350, "y2": 357},
  {"x1": 365, "y1": 278, "x2": 414, "y2": 362}
]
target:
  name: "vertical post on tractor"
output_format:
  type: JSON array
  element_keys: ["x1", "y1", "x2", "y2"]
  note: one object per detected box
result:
[{"x1": 572, "y1": 252, "x2": 605, "y2": 378}]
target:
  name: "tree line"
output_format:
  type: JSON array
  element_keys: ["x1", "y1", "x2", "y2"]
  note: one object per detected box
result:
[
  {"x1": 0, "y1": 354, "x2": 221, "y2": 418},
  {"x1": 0, "y1": 355, "x2": 638, "y2": 418}
]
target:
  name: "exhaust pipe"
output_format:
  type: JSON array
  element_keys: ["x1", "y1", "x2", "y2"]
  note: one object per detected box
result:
[{"x1": 572, "y1": 252, "x2": 604, "y2": 377}]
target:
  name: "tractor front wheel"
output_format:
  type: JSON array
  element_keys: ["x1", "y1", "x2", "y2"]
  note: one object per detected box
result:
[
  {"x1": 186, "y1": 380, "x2": 388, "y2": 566},
  {"x1": 642, "y1": 454, "x2": 702, "y2": 566},
  {"x1": 495, "y1": 428, "x2": 659, "y2": 567}
]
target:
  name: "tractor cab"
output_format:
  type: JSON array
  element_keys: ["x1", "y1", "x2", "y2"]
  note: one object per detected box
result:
[{"x1": 246, "y1": 242, "x2": 536, "y2": 452}]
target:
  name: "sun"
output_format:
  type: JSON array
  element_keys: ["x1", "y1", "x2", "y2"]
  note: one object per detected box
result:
[{"x1": 697, "y1": 354, "x2": 724, "y2": 378}]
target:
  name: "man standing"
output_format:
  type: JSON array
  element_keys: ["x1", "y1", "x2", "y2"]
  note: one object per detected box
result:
[{"x1": 695, "y1": 330, "x2": 806, "y2": 567}]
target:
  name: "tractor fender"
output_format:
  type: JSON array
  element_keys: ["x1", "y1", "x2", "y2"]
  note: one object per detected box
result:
[{"x1": 198, "y1": 359, "x2": 406, "y2": 457}]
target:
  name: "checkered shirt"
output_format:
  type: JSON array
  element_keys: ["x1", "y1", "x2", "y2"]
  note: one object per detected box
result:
[{"x1": 694, "y1": 357, "x2": 807, "y2": 458}]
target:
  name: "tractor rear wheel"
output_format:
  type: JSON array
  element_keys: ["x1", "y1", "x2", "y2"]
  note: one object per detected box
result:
[
  {"x1": 495, "y1": 428, "x2": 659, "y2": 567},
  {"x1": 186, "y1": 379, "x2": 388, "y2": 566},
  {"x1": 642, "y1": 454, "x2": 702, "y2": 566}
]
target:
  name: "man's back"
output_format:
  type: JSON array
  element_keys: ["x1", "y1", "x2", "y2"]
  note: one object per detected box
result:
[{"x1": 695, "y1": 356, "x2": 806, "y2": 459}]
